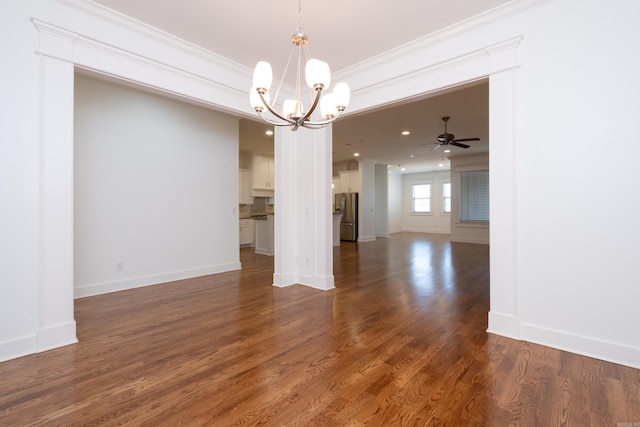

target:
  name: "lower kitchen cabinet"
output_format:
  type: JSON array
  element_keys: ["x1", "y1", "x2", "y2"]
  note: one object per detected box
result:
[
  {"x1": 239, "y1": 219, "x2": 254, "y2": 246},
  {"x1": 254, "y1": 214, "x2": 274, "y2": 256}
]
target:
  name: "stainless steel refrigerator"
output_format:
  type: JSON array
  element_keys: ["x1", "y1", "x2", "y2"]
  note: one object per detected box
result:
[{"x1": 335, "y1": 192, "x2": 358, "y2": 242}]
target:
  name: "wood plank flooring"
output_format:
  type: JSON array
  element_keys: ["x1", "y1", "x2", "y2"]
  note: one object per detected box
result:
[{"x1": 1, "y1": 233, "x2": 639, "y2": 426}]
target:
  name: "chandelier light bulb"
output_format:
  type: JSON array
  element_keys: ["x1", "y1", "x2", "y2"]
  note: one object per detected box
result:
[
  {"x1": 305, "y1": 59, "x2": 331, "y2": 90},
  {"x1": 283, "y1": 99, "x2": 304, "y2": 119},
  {"x1": 253, "y1": 61, "x2": 273, "y2": 92},
  {"x1": 332, "y1": 82, "x2": 350, "y2": 110},
  {"x1": 320, "y1": 93, "x2": 338, "y2": 119}
]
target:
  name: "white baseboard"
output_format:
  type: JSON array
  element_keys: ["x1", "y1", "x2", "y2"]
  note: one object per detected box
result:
[
  {"x1": 488, "y1": 312, "x2": 640, "y2": 369},
  {"x1": 520, "y1": 323, "x2": 640, "y2": 370},
  {"x1": 487, "y1": 310, "x2": 521, "y2": 339},
  {"x1": 0, "y1": 334, "x2": 37, "y2": 363},
  {"x1": 402, "y1": 228, "x2": 451, "y2": 235},
  {"x1": 273, "y1": 272, "x2": 296, "y2": 288},
  {"x1": 450, "y1": 236, "x2": 490, "y2": 244},
  {"x1": 274, "y1": 273, "x2": 335, "y2": 291},
  {"x1": 299, "y1": 274, "x2": 335, "y2": 291},
  {"x1": 0, "y1": 321, "x2": 78, "y2": 363},
  {"x1": 37, "y1": 321, "x2": 78, "y2": 352},
  {"x1": 74, "y1": 262, "x2": 241, "y2": 298}
]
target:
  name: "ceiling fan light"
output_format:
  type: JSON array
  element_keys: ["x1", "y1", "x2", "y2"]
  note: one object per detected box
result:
[
  {"x1": 253, "y1": 61, "x2": 272, "y2": 92},
  {"x1": 305, "y1": 59, "x2": 331, "y2": 90}
]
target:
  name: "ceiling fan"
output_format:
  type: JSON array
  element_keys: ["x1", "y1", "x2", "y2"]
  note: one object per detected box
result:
[{"x1": 431, "y1": 116, "x2": 480, "y2": 151}]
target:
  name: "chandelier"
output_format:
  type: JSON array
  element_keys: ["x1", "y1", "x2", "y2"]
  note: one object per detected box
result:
[{"x1": 249, "y1": 0, "x2": 350, "y2": 131}]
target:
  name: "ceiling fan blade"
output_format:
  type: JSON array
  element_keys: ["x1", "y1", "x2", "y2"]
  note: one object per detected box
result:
[
  {"x1": 452, "y1": 137, "x2": 480, "y2": 142},
  {"x1": 430, "y1": 144, "x2": 441, "y2": 152},
  {"x1": 450, "y1": 142, "x2": 470, "y2": 149}
]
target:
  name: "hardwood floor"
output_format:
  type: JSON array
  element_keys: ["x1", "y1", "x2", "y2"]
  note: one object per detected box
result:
[{"x1": 1, "y1": 233, "x2": 638, "y2": 426}]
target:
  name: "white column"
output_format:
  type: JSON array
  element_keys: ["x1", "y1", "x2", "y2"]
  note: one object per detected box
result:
[
  {"x1": 358, "y1": 159, "x2": 376, "y2": 242},
  {"x1": 36, "y1": 27, "x2": 78, "y2": 351},
  {"x1": 486, "y1": 39, "x2": 521, "y2": 339},
  {"x1": 375, "y1": 163, "x2": 390, "y2": 238},
  {"x1": 273, "y1": 125, "x2": 334, "y2": 291}
]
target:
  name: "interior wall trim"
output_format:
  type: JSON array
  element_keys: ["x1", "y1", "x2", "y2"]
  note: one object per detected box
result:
[
  {"x1": 74, "y1": 262, "x2": 242, "y2": 299},
  {"x1": 520, "y1": 323, "x2": 640, "y2": 370}
]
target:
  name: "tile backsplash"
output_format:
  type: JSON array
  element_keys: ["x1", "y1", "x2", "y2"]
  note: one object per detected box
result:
[{"x1": 239, "y1": 197, "x2": 274, "y2": 218}]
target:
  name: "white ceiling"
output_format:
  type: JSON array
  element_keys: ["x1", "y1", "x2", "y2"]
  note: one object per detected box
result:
[{"x1": 90, "y1": 0, "x2": 507, "y2": 173}]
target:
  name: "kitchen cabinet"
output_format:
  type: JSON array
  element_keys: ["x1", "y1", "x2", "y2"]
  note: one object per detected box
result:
[
  {"x1": 239, "y1": 168, "x2": 252, "y2": 205},
  {"x1": 254, "y1": 214, "x2": 274, "y2": 256},
  {"x1": 252, "y1": 154, "x2": 274, "y2": 196},
  {"x1": 339, "y1": 170, "x2": 361, "y2": 193},
  {"x1": 239, "y1": 219, "x2": 254, "y2": 246}
]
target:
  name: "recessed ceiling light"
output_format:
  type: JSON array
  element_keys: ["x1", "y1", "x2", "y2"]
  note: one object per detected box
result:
[
  {"x1": 409, "y1": 155, "x2": 414, "y2": 158},
  {"x1": 265, "y1": 130, "x2": 274, "y2": 136},
  {"x1": 354, "y1": 152, "x2": 360, "y2": 157},
  {"x1": 401, "y1": 131, "x2": 410, "y2": 136},
  {"x1": 444, "y1": 149, "x2": 451, "y2": 153},
  {"x1": 438, "y1": 163, "x2": 444, "y2": 167},
  {"x1": 401, "y1": 167, "x2": 406, "y2": 171}
]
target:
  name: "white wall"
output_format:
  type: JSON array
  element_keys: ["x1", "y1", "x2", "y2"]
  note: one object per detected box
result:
[
  {"x1": 387, "y1": 173, "x2": 403, "y2": 233},
  {"x1": 507, "y1": 1, "x2": 640, "y2": 366},
  {"x1": 401, "y1": 170, "x2": 452, "y2": 235},
  {"x1": 2, "y1": 0, "x2": 640, "y2": 368},
  {"x1": 74, "y1": 74, "x2": 240, "y2": 297},
  {"x1": 449, "y1": 154, "x2": 489, "y2": 244},
  {"x1": 0, "y1": 0, "x2": 253, "y2": 362}
]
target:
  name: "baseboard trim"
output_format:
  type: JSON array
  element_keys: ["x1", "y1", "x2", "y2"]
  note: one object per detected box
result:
[
  {"x1": 487, "y1": 310, "x2": 521, "y2": 339},
  {"x1": 0, "y1": 334, "x2": 37, "y2": 363},
  {"x1": 402, "y1": 228, "x2": 451, "y2": 235},
  {"x1": 450, "y1": 236, "x2": 490, "y2": 244},
  {"x1": 488, "y1": 312, "x2": 640, "y2": 369},
  {"x1": 273, "y1": 272, "x2": 335, "y2": 291},
  {"x1": 0, "y1": 320, "x2": 78, "y2": 363},
  {"x1": 273, "y1": 272, "x2": 296, "y2": 288},
  {"x1": 520, "y1": 323, "x2": 640, "y2": 370},
  {"x1": 74, "y1": 262, "x2": 241, "y2": 298},
  {"x1": 37, "y1": 321, "x2": 78, "y2": 352}
]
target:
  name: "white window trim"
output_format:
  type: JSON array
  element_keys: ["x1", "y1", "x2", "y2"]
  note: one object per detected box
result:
[{"x1": 411, "y1": 182, "x2": 432, "y2": 214}]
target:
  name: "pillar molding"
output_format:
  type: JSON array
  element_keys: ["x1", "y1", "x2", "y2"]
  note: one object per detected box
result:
[
  {"x1": 273, "y1": 126, "x2": 334, "y2": 291},
  {"x1": 35, "y1": 22, "x2": 78, "y2": 352}
]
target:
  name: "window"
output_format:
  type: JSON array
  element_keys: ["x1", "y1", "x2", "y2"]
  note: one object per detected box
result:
[
  {"x1": 412, "y1": 184, "x2": 431, "y2": 213},
  {"x1": 460, "y1": 171, "x2": 489, "y2": 222},
  {"x1": 442, "y1": 182, "x2": 451, "y2": 213}
]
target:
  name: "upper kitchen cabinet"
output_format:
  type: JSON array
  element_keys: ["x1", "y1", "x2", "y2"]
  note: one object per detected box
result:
[
  {"x1": 252, "y1": 154, "x2": 274, "y2": 197},
  {"x1": 239, "y1": 168, "x2": 252, "y2": 205},
  {"x1": 337, "y1": 170, "x2": 361, "y2": 193}
]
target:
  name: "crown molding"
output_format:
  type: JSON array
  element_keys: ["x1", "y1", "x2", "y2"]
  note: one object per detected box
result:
[
  {"x1": 336, "y1": 0, "x2": 549, "y2": 78},
  {"x1": 50, "y1": 0, "x2": 296, "y2": 111},
  {"x1": 52, "y1": 0, "x2": 250, "y2": 75}
]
